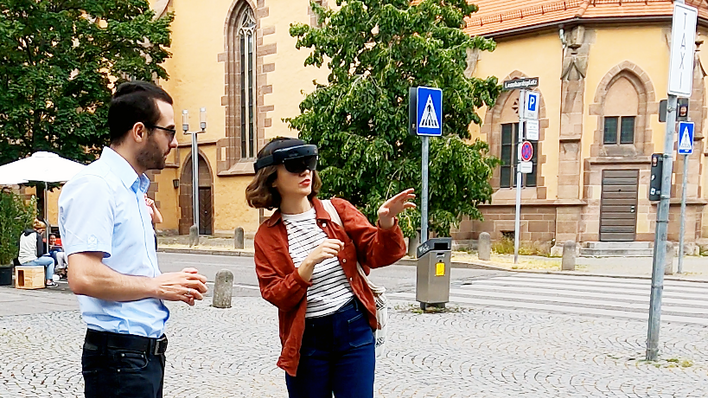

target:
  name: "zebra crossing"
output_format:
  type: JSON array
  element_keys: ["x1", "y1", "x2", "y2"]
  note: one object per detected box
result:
[{"x1": 390, "y1": 273, "x2": 708, "y2": 326}]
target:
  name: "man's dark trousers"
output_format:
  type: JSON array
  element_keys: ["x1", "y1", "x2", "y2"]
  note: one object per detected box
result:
[{"x1": 82, "y1": 329, "x2": 168, "y2": 398}]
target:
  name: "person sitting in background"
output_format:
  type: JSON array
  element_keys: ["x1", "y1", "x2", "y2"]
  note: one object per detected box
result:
[
  {"x1": 49, "y1": 234, "x2": 68, "y2": 279},
  {"x1": 18, "y1": 219, "x2": 56, "y2": 287}
]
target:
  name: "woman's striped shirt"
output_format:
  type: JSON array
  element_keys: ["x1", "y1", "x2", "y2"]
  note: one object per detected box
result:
[{"x1": 281, "y1": 207, "x2": 353, "y2": 318}]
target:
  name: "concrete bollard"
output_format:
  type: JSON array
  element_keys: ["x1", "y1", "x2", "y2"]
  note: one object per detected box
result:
[
  {"x1": 562, "y1": 241, "x2": 576, "y2": 271},
  {"x1": 234, "y1": 227, "x2": 245, "y2": 250},
  {"x1": 664, "y1": 241, "x2": 675, "y2": 275},
  {"x1": 212, "y1": 269, "x2": 234, "y2": 309},
  {"x1": 407, "y1": 234, "x2": 419, "y2": 258},
  {"x1": 478, "y1": 232, "x2": 491, "y2": 261},
  {"x1": 189, "y1": 225, "x2": 199, "y2": 248}
]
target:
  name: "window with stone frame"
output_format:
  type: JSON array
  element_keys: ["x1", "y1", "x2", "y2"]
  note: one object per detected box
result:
[
  {"x1": 603, "y1": 116, "x2": 635, "y2": 145},
  {"x1": 500, "y1": 122, "x2": 537, "y2": 188},
  {"x1": 238, "y1": 8, "x2": 257, "y2": 159}
]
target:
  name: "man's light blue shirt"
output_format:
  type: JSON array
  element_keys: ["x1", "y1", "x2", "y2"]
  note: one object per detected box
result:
[{"x1": 59, "y1": 147, "x2": 168, "y2": 338}]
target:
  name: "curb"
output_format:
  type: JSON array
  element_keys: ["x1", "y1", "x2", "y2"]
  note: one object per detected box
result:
[{"x1": 157, "y1": 247, "x2": 708, "y2": 283}]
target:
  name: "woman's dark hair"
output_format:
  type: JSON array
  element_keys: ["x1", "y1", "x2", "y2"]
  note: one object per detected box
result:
[
  {"x1": 245, "y1": 137, "x2": 322, "y2": 210},
  {"x1": 108, "y1": 81, "x2": 173, "y2": 145}
]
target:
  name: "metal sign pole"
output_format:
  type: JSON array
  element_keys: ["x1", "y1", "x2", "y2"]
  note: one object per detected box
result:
[
  {"x1": 514, "y1": 89, "x2": 526, "y2": 264},
  {"x1": 678, "y1": 153, "x2": 688, "y2": 273},
  {"x1": 647, "y1": 94, "x2": 676, "y2": 361},
  {"x1": 647, "y1": 0, "x2": 695, "y2": 361},
  {"x1": 421, "y1": 136, "x2": 429, "y2": 243}
]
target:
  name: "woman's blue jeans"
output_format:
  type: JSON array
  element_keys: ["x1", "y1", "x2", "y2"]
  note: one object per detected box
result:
[
  {"x1": 285, "y1": 298, "x2": 376, "y2": 398},
  {"x1": 22, "y1": 255, "x2": 55, "y2": 281}
]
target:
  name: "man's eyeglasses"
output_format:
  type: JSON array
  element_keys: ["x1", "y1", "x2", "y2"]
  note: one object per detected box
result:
[{"x1": 145, "y1": 123, "x2": 177, "y2": 141}]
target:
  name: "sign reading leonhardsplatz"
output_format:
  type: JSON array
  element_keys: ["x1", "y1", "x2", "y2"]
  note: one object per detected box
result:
[
  {"x1": 415, "y1": 87, "x2": 443, "y2": 136},
  {"x1": 502, "y1": 77, "x2": 539, "y2": 91},
  {"x1": 668, "y1": 3, "x2": 698, "y2": 97},
  {"x1": 678, "y1": 121, "x2": 694, "y2": 155}
]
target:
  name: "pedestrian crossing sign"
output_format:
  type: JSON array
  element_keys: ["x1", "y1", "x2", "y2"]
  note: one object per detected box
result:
[
  {"x1": 414, "y1": 87, "x2": 443, "y2": 136},
  {"x1": 678, "y1": 121, "x2": 694, "y2": 155}
]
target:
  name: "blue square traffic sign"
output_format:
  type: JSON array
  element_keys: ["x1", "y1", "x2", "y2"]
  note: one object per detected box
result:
[
  {"x1": 678, "y1": 121, "x2": 694, "y2": 155},
  {"x1": 416, "y1": 87, "x2": 443, "y2": 136}
]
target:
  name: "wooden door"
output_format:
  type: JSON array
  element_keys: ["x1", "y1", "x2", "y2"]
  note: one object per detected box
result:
[
  {"x1": 600, "y1": 169, "x2": 639, "y2": 242},
  {"x1": 198, "y1": 187, "x2": 212, "y2": 235}
]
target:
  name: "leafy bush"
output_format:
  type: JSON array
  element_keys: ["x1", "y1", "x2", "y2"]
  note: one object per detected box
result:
[
  {"x1": 491, "y1": 236, "x2": 551, "y2": 257},
  {"x1": 0, "y1": 189, "x2": 36, "y2": 265}
]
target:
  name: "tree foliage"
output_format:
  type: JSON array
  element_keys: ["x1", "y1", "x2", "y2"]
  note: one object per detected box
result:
[
  {"x1": 287, "y1": 0, "x2": 502, "y2": 237},
  {"x1": 0, "y1": 189, "x2": 35, "y2": 265},
  {"x1": 0, "y1": 0, "x2": 173, "y2": 165}
]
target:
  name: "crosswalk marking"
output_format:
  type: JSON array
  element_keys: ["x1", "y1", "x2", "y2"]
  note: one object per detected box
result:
[{"x1": 390, "y1": 273, "x2": 708, "y2": 326}]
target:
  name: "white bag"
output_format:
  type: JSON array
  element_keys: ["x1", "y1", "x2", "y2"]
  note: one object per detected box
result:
[{"x1": 321, "y1": 199, "x2": 388, "y2": 358}]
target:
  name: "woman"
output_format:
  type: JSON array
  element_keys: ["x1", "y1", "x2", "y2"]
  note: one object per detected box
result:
[
  {"x1": 246, "y1": 137, "x2": 415, "y2": 398},
  {"x1": 18, "y1": 219, "x2": 56, "y2": 287}
]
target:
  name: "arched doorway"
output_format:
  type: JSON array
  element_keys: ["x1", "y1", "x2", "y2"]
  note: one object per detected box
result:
[{"x1": 179, "y1": 153, "x2": 214, "y2": 235}]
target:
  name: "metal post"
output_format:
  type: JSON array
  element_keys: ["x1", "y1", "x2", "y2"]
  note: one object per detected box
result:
[
  {"x1": 191, "y1": 132, "x2": 199, "y2": 235},
  {"x1": 678, "y1": 154, "x2": 688, "y2": 273},
  {"x1": 647, "y1": 94, "x2": 676, "y2": 361},
  {"x1": 514, "y1": 90, "x2": 526, "y2": 264},
  {"x1": 421, "y1": 136, "x2": 429, "y2": 244}
]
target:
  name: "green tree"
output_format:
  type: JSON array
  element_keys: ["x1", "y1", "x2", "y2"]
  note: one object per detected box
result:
[
  {"x1": 287, "y1": 0, "x2": 501, "y2": 237},
  {"x1": 0, "y1": 189, "x2": 35, "y2": 265},
  {"x1": 0, "y1": 0, "x2": 173, "y2": 165}
]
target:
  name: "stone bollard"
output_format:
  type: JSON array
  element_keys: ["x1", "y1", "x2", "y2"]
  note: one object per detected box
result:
[
  {"x1": 234, "y1": 227, "x2": 245, "y2": 250},
  {"x1": 664, "y1": 241, "x2": 675, "y2": 275},
  {"x1": 213, "y1": 269, "x2": 234, "y2": 309},
  {"x1": 407, "y1": 233, "x2": 419, "y2": 258},
  {"x1": 478, "y1": 232, "x2": 491, "y2": 261},
  {"x1": 562, "y1": 241, "x2": 576, "y2": 271},
  {"x1": 189, "y1": 225, "x2": 199, "y2": 247}
]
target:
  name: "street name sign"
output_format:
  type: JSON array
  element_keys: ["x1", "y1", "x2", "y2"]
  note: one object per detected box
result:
[
  {"x1": 668, "y1": 3, "x2": 698, "y2": 97},
  {"x1": 503, "y1": 77, "x2": 539, "y2": 91},
  {"x1": 678, "y1": 121, "x2": 694, "y2": 155}
]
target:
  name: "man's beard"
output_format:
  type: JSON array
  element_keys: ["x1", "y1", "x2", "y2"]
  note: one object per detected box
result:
[{"x1": 137, "y1": 134, "x2": 166, "y2": 171}]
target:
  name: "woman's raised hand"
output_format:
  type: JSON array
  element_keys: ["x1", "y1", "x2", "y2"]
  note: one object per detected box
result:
[{"x1": 378, "y1": 188, "x2": 416, "y2": 229}]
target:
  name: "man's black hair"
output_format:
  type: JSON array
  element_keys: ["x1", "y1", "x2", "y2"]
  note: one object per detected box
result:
[{"x1": 107, "y1": 81, "x2": 173, "y2": 145}]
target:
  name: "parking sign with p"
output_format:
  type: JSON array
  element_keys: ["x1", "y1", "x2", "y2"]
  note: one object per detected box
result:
[{"x1": 523, "y1": 91, "x2": 539, "y2": 120}]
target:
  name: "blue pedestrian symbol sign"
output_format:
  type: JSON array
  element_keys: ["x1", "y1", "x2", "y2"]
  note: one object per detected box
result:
[
  {"x1": 415, "y1": 87, "x2": 443, "y2": 136},
  {"x1": 678, "y1": 121, "x2": 694, "y2": 155}
]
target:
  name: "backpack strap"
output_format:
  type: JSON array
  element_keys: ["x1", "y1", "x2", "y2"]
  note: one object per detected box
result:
[{"x1": 321, "y1": 199, "x2": 342, "y2": 227}]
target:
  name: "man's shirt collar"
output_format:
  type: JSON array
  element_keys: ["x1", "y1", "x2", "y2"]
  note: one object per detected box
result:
[{"x1": 101, "y1": 147, "x2": 150, "y2": 193}]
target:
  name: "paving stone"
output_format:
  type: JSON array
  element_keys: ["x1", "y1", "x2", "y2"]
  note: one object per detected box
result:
[{"x1": 0, "y1": 298, "x2": 707, "y2": 397}]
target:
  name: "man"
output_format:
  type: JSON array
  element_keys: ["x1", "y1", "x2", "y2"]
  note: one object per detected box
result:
[{"x1": 59, "y1": 81, "x2": 208, "y2": 398}]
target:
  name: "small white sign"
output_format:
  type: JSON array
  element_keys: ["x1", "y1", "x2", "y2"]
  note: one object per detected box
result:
[
  {"x1": 526, "y1": 120, "x2": 539, "y2": 140},
  {"x1": 523, "y1": 92, "x2": 540, "y2": 120},
  {"x1": 518, "y1": 161, "x2": 533, "y2": 174},
  {"x1": 668, "y1": 3, "x2": 698, "y2": 97}
]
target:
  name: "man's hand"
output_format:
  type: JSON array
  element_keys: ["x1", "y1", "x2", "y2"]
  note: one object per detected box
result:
[{"x1": 152, "y1": 268, "x2": 208, "y2": 306}]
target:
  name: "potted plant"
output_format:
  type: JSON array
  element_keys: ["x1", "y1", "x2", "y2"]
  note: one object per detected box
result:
[{"x1": 0, "y1": 188, "x2": 36, "y2": 285}]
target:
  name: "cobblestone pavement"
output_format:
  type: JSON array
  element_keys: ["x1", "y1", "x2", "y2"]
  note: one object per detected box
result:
[{"x1": 1, "y1": 297, "x2": 708, "y2": 397}]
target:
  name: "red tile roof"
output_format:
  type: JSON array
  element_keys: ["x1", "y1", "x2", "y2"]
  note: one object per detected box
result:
[{"x1": 463, "y1": 0, "x2": 708, "y2": 37}]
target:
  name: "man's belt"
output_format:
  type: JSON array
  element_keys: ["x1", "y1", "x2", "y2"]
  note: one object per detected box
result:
[{"x1": 85, "y1": 329, "x2": 168, "y2": 356}]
